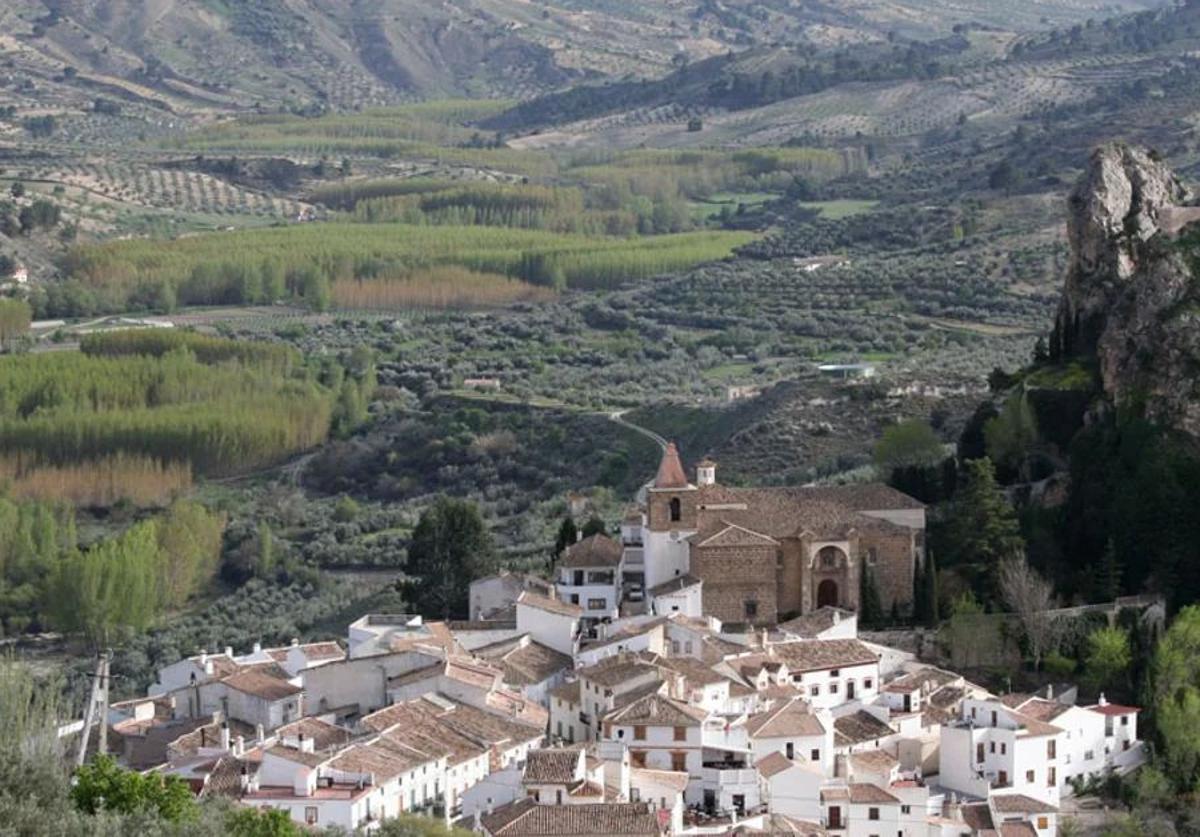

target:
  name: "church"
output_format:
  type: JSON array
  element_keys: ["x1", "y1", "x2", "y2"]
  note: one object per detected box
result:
[{"x1": 631, "y1": 443, "x2": 926, "y2": 626}]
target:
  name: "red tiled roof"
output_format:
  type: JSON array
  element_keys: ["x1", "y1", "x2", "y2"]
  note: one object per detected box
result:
[
  {"x1": 654, "y1": 443, "x2": 690, "y2": 490},
  {"x1": 1087, "y1": 702, "x2": 1141, "y2": 716},
  {"x1": 561, "y1": 534, "x2": 624, "y2": 568}
]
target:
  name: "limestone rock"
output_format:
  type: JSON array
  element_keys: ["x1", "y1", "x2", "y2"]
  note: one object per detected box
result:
[{"x1": 1051, "y1": 144, "x2": 1200, "y2": 436}]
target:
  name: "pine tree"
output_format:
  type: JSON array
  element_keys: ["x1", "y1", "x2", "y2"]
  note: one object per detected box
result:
[{"x1": 946, "y1": 457, "x2": 1025, "y2": 604}]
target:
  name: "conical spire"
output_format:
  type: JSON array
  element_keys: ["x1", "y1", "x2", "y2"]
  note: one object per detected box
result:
[{"x1": 654, "y1": 442, "x2": 689, "y2": 489}]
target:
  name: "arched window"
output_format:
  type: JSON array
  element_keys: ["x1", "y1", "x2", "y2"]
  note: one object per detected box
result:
[
  {"x1": 669, "y1": 497, "x2": 681, "y2": 522},
  {"x1": 818, "y1": 546, "x2": 842, "y2": 569}
]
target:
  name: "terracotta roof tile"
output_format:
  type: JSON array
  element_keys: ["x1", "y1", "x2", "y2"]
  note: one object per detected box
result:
[
  {"x1": 755, "y1": 751, "x2": 795, "y2": 778},
  {"x1": 523, "y1": 749, "x2": 582, "y2": 784},
  {"x1": 991, "y1": 794, "x2": 1058, "y2": 814},
  {"x1": 848, "y1": 782, "x2": 900, "y2": 804},
  {"x1": 481, "y1": 799, "x2": 660, "y2": 836},
  {"x1": 833, "y1": 711, "x2": 894, "y2": 746},
  {"x1": 653, "y1": 443, "x2": 690, "y2": 490},
  {"x1": 745, "y1": 698, "x2": 824, "y2": 739},
  {"x1": 221, "y1": 669, "x2": 301, "y2": 702},
  {"x1": 769, "y1": 639, "x2": 878, "y2": 673},
  {"x1": 561, "y1": 535, "x2": 624, "y2": 569},
  {"x1": 518, "y1": 591, "x2": 583, "y2": 619},
  {"x1": 607, "y1": 693, "x2": 707, "y2": 727}
]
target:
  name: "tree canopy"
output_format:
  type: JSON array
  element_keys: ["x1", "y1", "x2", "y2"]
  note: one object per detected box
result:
[{"x1": 405, "y1": 496, "x2": 497, "y2": 620}]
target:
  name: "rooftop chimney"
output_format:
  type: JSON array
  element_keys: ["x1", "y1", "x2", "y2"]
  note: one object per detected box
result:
[
  {"x1": 224, "y1": 646, "x2": 233, "y2": 658},
  {"x1": 1098, "y1": 693, "x2": 1108, "y2": 707},
  {"x1": 235, "y1": 735, "x2": 245, "y2": 757},
  {"x1": 298, "y1": 732, "x2": 314, "y2": 753},
  {"x1": 291, "y1": 637, "x2": 300, "y2": 647},
  {"x1": 252, "y1": 641, "x2": 262, "y2": 654},
  {"x1": 220, "y1": 722, "x2": 231, "y2": 751},
  {"x1": 256, "y1": 723, "x2": 265, "y2": 742}
]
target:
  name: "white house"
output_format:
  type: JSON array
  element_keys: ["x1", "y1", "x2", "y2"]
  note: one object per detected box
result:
[
  {"x1": 744, "y1": 697, "x2": 833, "y2": 775},
  {"x1": 516, "y1": 591, "x2": 582, "y2": 658},
  {"x1": 755, "y1": 751, "x2": 824, "y2": 822},
  {"x1": 471, "y1": 572, "x2": 555, "y2": 622},
  {"x1": 940, "y1": 697, "x2": 1066, "y2": 807},
  {"x1": 557, "y1": 535, "x2": 624, "y2": 627},
  {"x1": 648, "y1": 575, "x2": 703, "y2": 619},
  {"x1": 770, "y1": 639, "x2": 881, "y2": 709},
  {"x1": 602, "y1": 693, "x2": 711, "y2": 806}
]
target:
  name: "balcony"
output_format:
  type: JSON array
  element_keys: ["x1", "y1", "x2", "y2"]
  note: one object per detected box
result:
[{"x1": 701, "y1": 762, "x2": 756, "y2": 790}]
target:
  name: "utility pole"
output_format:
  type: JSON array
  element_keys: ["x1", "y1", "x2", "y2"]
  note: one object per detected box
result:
[{"x1": 75, "y1": 649, "x2": 113, "y2": 767}]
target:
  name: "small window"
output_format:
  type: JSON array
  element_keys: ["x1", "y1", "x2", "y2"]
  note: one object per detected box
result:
[
  {"x1": 991, "y1": 710, "x2": 998, "y2": 726},
  {"x1": 669, "y1": 498, "x2": 681, "y2": 522},
  {"x1": 810, "y1": 685, "x2": 821, "y2": 697},
  {"x1": 990, "y1": 742, "x2": 996, "y2": 754},
  {"x1": 674, "y1": 726, "x2": 687, "y2": 742},
  {"x1": 785, "y1": 743, "x2": 794, "y2": 759},
  {"x1": 634, "y1": 726, "x2": 646, "y2": 741},
  {"x1": 1026, "y1": 770, "x2": 1036, "y2": 784},
  {"x1": 1001, "y1": 743, "x2": 1007, "y2": 755},
  {"x1": 1037, "y1": 817, "x2": 1049, "y2": 830},
  {"x1": 1121, "y1": 716, "x2": 1129, "y2": 726},
  {"x1": 868, "y1": 807, "x2": 880, "y2": 821},
  {"x1": 830, "y1": 669, "x2": 840, "y2": 677},
  {"x1": 1048, "y1": 767, "x2": 1057, "y2": 786},
  {"x1": 864, "y1": 678, "x2": 873, "y2": 689},
  {"x1": 588, "y1": 598, "x2": 606, "y2": 610},
  {"x1": 1047, "y1": 740, "x2": 1056, "y2": 759},
  {"x1": 900, "y1": 805, "x2": 911, "y2": 814},
  {"x1": 830, "y1": 683, "x2": 839, "y2": 694},
  {"x1": 744, "y1": 600, "x2": 759, "y2": 619},
  {"x1": 671, "y1": 752, "x2": 687, "y2": 772},
  {"x1": 810, "y1": 749, "x2": 820, "y2": 761}
]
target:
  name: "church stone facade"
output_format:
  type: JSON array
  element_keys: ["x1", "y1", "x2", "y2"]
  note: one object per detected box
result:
[{"x1": 639, "y1": 443, "x2": 925, "y2": 626}]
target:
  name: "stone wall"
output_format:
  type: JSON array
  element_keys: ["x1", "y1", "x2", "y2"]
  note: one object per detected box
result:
[{"x1": 690, "y1": 543, "x2": 777, "y2": 625}]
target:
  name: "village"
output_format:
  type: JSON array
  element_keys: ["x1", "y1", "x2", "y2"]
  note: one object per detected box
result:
[{"x1": 73, "y1": 446, "x2": 1148, "y2": 836}]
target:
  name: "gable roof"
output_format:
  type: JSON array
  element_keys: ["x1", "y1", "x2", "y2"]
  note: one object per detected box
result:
[
  {"x1": 745, "y1": 698, "x2": 824, "y2": 739},
  {"x1": 647, "y1": 575, "x2": 702, "y2": 597},
  {"x1": 769, "y1": 639, "x2": 878, "y2": 673},
  {"x1": 607, "y1": 693, "x2": 707, "y2": 727},
  {"x1": 848, "y1": 783, "x2": 900, "y2": 804},
  {"x1": 777, "y1": 607, "x2": 854, "y2": 639},
  {"x1": 695, "y1": 522, "x2": 780, "y2": 549},
  {"x1": 490, "y1": 640, "x2": 573, "y2": 686},
  {"x1": 561, "y1": 534, "x2": 624, "y2": 569},
  {"x1": 221, "y1": 669, "x2": 301, "y2": 701},
  {"x1": 518, "y1": 591, "x2": 583, "y2": 619},
  {"x1": 523, "y1": 749, "x2": 582, "y2": 784},
  {"x1": 990, "y1": 794, "x2": 1058, "y2": 814},
  {"x1": 755, "y1": 751, "x2": 796, "y2": 779},
  {"x1": 653, "y1": 443, "x2": 690, "y2": 490},
  {"x1": 481, "y1": 799, "x2": 660, "y2": 837},
  {"x1": 833, "y1": 711, "x2": 894, "y2": 747}
]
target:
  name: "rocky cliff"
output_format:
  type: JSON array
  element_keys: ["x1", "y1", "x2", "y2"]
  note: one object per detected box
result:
[{"x1": 1050, "y1": 144, "x2": 1200, "y2": 435}]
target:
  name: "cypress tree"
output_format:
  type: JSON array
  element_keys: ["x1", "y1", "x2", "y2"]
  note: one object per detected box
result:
[
  {"x1": 923, "y1": 551, "x2": 940, "y2": 627},
  {"x1": 859, "y1": 565, "x2": 884, "y2": 629}
]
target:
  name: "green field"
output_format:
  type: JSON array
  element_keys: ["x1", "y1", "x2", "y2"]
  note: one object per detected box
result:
[{"x1": 797, "y1": 199, "x2": 880, "y2": 219}]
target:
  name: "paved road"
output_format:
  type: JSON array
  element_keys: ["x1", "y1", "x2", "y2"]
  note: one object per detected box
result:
[{"x1": 608, "y1": 410, "x2": 668, "y2": 450}]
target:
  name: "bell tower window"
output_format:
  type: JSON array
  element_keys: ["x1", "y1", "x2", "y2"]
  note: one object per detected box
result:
[{"x1": 669, "y1": 497, "x2": 681, "y2": 522}]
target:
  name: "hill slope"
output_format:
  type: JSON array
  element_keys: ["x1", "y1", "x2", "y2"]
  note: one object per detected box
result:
[{"x1": 0, "y1": 0, "x2": 1170, "y2": 112}]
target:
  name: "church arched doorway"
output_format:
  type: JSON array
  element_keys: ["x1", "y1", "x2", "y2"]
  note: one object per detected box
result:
[{"x1": 817, "y1": 579, "x2": 839, "y2": 608}]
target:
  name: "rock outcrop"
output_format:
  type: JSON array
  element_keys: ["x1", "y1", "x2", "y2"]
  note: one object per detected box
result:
[{"x1": 1051, "y1": 143, "x2": 1200, "y2": 436}]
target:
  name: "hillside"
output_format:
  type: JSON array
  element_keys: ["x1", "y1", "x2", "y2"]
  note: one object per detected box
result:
[{"x1": 0, "y1": 0, "x2": 1169, "y2": 115}]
